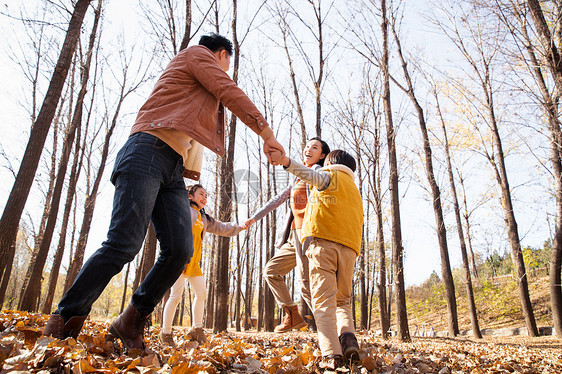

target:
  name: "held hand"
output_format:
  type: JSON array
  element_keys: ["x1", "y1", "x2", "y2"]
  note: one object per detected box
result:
[
  {"x1": 243, "y1": 218, "x2": 256, "y2": 229},
  {"x1": 263, "y1": 136, "x2": 285, "y2": 165},
  {"x1": 269, "y1": 150, "x2": 290, "y2": 167},
  {"x1": 268, "y1": 150, "x2": 283, "y2": 165}
]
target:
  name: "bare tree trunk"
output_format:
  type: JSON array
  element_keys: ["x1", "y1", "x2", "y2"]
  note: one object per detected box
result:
[
  {"x1": 133, "y1": 224, "x2": 158, "y2": 292},
  {"x1": 26, "y1": 113, "x2": 61, "y2": 307},
  {"x1": 213, "y1": 0, "x2": 240, "y2": 333},
  {"x1": 389, "y1": 19, "x2": 458, "y2": 336},
  {"x1": 381, "y1": 0, "x2": 409, "y2": 342},
  {"x1": 460, "y1": 179, "x2": 478, "y2": 279},
  {"x1": 520, "y1": 0, "x2": 562, "y2": 337},
  {"x1": 20, "y1": 1, "x2": 102, "y2": 312},
  {"x1": 234, "y1": 182, "x2": 242, "y2": 331},
  {"x1": 41, "y1": 95, "x2": 90, "y2": 314},
  {"x1": 244, "y1": 233, "x2": 253, "y2": 330},
  {"x1": 264, "y1": 164, "x2": 276, "y2": 331},
  {"x1": 437, "y1": 0, "x2": 538, "y2": 337},
  {"x1": 549, "y1": 118, "x2": 562, "y2": 336},
  {"x1": 257, "y1": 151, "x2": 265, "y2": 330},
  {"x1": 244, "y1": 158, "x2": 253, "y2": 330},
  {"x1": 372, "y1": 111, "x2": 389, "y2": 338},
  {"x1": 491, "y1": 114, "x2": 539, "y2": 336},
  {"x1": 64, "y1": 70, "x2": 130, "y2": 291},
  {"x1": 0, "y1": 0, "x2": 92, "y2": 305},
  {"x1": 21, "y1": 104, "x2": 62, "y2": 310},
  {"x1": 435, "y1": 89, "x2": 482, "y2": 339},
  {"x1": 179, "y1": 0, "x2": 193, "y2": 51},
  {"x1": 0, "y1": 254, "x2": 14, "y2": 309},
  {"x1": 309, "y1": 0, "x2": 325, "y2": 137},
  {"x1": 280, "y1": 19, "x2": 307, "y2": 149},
  {"x1": 205, "y1": 160, "x2": 220, "y2": 329},
  {"x1": 120, "y1": 262, "x2": 131, "y2": 314}
]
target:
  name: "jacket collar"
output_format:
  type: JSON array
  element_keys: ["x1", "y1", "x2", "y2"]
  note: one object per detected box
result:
[{"x1": 321, "y1": 164, "x2": 355, "y2": 179}]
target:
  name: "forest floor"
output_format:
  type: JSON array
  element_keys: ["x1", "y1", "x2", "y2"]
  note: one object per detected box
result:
[{"x1": 1, "y1": 309, "x2": 562, "y2": 373}]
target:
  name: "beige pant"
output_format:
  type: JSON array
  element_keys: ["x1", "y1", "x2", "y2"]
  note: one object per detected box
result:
[
  {"x1": 307, "y1": 238, "x2": 357, "y2": 356},
  {"x1": 264, "y1": 229, "x2": 312, "y2": 309}
]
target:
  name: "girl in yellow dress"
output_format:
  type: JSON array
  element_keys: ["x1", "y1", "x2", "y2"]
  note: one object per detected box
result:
[{"x1": 159, "y1": 184, "x2": 245, "y2": 346}]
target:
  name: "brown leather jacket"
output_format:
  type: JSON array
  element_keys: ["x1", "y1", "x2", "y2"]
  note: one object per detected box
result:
[{"x1": 130, "y1": 45, "x2": 270, "y2": 156}]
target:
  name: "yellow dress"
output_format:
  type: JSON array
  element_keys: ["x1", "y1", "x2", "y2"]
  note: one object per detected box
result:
[{"x1": 182, "y1": 209, "x2": 205, "y2": 277}]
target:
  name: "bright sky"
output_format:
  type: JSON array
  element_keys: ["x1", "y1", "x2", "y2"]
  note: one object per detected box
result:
[{"x1": 0, "y1": 0, "x2": 554, "y2": 290}]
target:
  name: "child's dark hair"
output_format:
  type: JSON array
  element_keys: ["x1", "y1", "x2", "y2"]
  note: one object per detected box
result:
[
  {"x1": 308, "y1": 137, "x2": 331, "y2": 166},
  {"x1": 187, "y1": 184, "x2": 210, "y2": 219},
  {"x1": 199, "y1": 33, "x2": 233, "y2": 55},
  {"x1": 187, "y1": 184, "x2": 205, "y2": 196},
  {"x1": 325, "y1": 149, "x2": 356, "y2": 172}
]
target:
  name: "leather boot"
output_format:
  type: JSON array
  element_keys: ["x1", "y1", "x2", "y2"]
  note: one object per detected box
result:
[
  {"x1": 339, "y1": 332, "x2": 360, "y2": 363},
  {"x1": 43, "y1": 314, "x2": 87, "y2": 339},
  {"x1": 186, "y1": 327, "x2": 207, "y2": 344},
  {"x1": 158, "y1": 330, "x2": 176, "y2": 348},
  {"x1": 109, "y1": 303, "x2": 151, "y2": 350},
  {"x1": 274, "y1": 305, "x2": 307, "y2": 333}
]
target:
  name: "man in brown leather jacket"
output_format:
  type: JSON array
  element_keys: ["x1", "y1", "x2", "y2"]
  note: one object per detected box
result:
[{"x1": 43, "y1": 33, "x2": 284, "y2": 349}]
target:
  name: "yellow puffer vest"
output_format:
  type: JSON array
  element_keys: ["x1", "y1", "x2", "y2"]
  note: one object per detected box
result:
[{"x1": 301, "y1": 167, "x2": 363, "y2": 254}]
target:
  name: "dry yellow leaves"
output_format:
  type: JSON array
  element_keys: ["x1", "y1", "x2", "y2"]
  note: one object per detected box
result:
[{"x1": 1, "y1": 310, "x2": 562, "y2": 373}]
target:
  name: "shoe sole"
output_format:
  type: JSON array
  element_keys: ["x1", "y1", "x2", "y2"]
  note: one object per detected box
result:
[{"x1": 343, "y1": 347, "x2": 360, "y2": 364}]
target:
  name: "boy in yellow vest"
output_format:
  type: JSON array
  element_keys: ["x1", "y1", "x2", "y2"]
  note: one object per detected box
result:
[{"x1": 270, "y1": 149, "x2": 363, "y2": 369}]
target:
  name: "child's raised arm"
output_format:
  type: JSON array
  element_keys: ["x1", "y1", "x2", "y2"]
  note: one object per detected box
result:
[
  {"x1": 204, "y1": 214, "x2": 245, "y2": 237},
  {"x1": 269, "y1": 150, "x2": 330, "y2": 190},
  {"x1": 280, "y1": 157, "x2": 331, "y2": 191}
]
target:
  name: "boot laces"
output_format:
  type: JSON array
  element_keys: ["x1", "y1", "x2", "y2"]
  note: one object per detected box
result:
[{"x1": 136, "y1": 314, "x2": 152, "y2": 337}]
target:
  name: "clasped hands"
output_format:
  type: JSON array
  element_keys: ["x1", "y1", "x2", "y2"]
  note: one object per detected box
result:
[
  {"x1": 240, "y1": 137, "x2": 289, "y2": 231},
  {"x1": 263, "y1": 136, "x2": 289, "y2": 167}
]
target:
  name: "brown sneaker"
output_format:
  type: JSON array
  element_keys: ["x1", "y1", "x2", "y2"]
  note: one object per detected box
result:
[
  {"x1": 43, "y1": 314, "x2": 87, "y2": 339},
  {"x1": 186, "y1": 327, "x2": 207, "y2": 344},
  {"x1": 274, "y1": 305, "x2": 307, "y2": 333},
  {"x1": 158, "y1": 330, "x2": 176, "y2": 347},
  {"x1": 339, "y1": 332, "x2": 360, "y2": 363},
  {"x1": 108, "y1": 303, "x2": 151, "y2": 350}
]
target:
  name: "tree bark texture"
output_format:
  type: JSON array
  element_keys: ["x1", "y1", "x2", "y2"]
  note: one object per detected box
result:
[
  {"x1": 64, "y1": 75, "x2": 127, "y2": 292},
  {"x1": 436, "y1": 91, "x2": 482, "y2": 338},
  {"x1": 19, "y1": 1, "x2": 101, "y2": 311},
  {"x1": 523, "y1": 0, "x2": 562, "y2": 338},
  {"x1": 0, "y1": 0, "x2": 92, "y2": 304},
  {"x1": 484, "y1": 84, "x2": 539, "y2": 336},
  {"x1": 381, "y1": 0, "x2": 409, "y2": 342},
  {"x1": 41, "y1": 106, "x2": 87, "y2": 314},
  {"x1": 371, "y1": 109, "x2": 389, "y2": 338},
  {"x1": 213, "y1": 0, "x2": 239, "y2": 333},
  {"x1": 390, "y1": 22, "x2": 459, "y2": 336}
]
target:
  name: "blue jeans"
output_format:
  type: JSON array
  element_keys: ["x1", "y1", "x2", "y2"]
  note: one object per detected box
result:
[{"x1": 56, "y1": 132, "x2": 194, "y2": 319}]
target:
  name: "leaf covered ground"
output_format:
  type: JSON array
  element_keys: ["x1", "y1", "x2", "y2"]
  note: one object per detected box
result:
[{"x1": 1, "y1": 310, "x2": 562, "y2": 373}]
